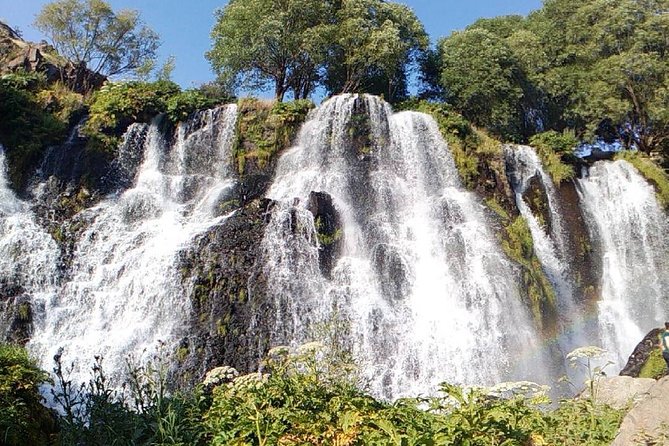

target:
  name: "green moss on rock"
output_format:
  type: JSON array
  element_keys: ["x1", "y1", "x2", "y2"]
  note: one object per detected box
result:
[
  {"x1": 234, "y1": 98, "x2": 313, "y2": 175},
  {"x1": 639, "y1": 349, "x2": 667, "y2": 379}
]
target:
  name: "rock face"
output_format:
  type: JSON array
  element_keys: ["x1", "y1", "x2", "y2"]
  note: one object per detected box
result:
[
  {"x1": 620, "y1": 328, "x2": 666, "y2": 378},
  {"x1": 610, "y1": 376, "x2": 669, "y2": 446},
  {"x1": 0, "y1": 21, "x2": 105, "y2": 92},
  {"x1": 176, "y1": 199, "x2": 275, "y2": 386},
  {"x1": 590, "y1": 376, "x2": 655, "y2": 410}
]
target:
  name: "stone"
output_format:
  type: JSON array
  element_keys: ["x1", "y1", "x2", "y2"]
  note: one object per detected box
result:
[
  {"x1": 610, "y1": 376, "x2": 669, "y2": 446},
  {"x1": 587, "y1": 376, "x2": 655, "y2": 410},
  {"x1": 306, "y1": 191, "x2": 342, "y2": 278},
  {"x1": 620, "y1": 328, "x2": 666, "y2": 378}
]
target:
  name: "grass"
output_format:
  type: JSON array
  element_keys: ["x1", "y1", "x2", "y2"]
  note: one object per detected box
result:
[{"x1": 234, "y1": 98, "x2": 313, "y2": 175}]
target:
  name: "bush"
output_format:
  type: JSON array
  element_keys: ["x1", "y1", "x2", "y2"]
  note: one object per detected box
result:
[
  {"x1": 530, "y1": 130, "x2": 578, "y2": 154},
  {"x1": 0, "y1": 344, "x2": 54, "y2": 446},
  {"x1": 84, "y1": 80, "x2": 181, "y2": 136},
  {"x1": 0, "y1": 76, "x2": 68, "y2": 188},
  {"x1": 166, "y1": 89, "x2": 217, "y2": 123},
  {"x1": 529, "y1": 131, "x2": 577, "y2": 183}
]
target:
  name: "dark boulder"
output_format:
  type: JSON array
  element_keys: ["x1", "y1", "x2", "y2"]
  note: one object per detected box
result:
[
  {"x1": 306, "y1": 191, "x2": 342, "y2": 278},
  {"x1": 620, "y1": 328, "x2": 668, "y2": 378}
]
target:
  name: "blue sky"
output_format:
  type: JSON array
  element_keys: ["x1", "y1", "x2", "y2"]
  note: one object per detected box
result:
[{"x1": 1, "y1": 0, "x2": 542, "y2": 88}]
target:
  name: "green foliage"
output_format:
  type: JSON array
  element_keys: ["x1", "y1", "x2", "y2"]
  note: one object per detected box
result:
[
  {"x1": 438, "y1": 28, "x2": 528, "y2": 140},
  {"x1": 0, "y1": 343, "x2": 628, "y2": 446},
  {"x1": 615, "y1": 150, "x2": 669, "y2": 209},
  {"x1": 324, "y1": 0, "x2": 429, "y2": 102},
  {"x1": 530, "y1": 131, "x2": 577, "y2": 184},
  {"x1": 0, "y1": 344, "x2": 53, "y2": 446},
  {"x1": 0, "y1": 74, "x2": 69, "y2": 189},
  {"x1": 208, "y1": 0, "x2": 332, "y2": 101},
  {"x1": 234, "y1": 98, "x2": 314, "y2": 174},
  {"x1": 165, "y1": 90, "x2": 217, "y2": 124},
  {"x1": 638, "y1": 349, "x2": 667, "y2": 379},
  {"x1": 52, "y1": 350, "x2": 206, "y2": 446},
  {"x1": 85, "y1": 80, "x2": 179, "y2": 134},
  {"x1": 530, "y1": 130, "x2": 578, "y2": 155},
  {"x1": 34, "y1": 0, "x2": 160, "y2": 79},
  {"x1": 208, "y1": 0, "x2": 427, "y2": 102}
]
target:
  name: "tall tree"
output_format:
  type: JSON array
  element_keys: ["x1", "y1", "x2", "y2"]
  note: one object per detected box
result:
[
  {"x1": 324, "y1": 0, "x2": 428, "y2": 102},
  {"x1": 34, "y1": 0, "x2": 160, "y2": 79},
  {"x1": 534, "y1": 0, "x2": 669, "y2": 153},
  {"x1": 438, "y1": 28, "x2": 527, "y2": 139},
  {"x1": 207, "y1": 0, "x2": 332, "y2": 101}
]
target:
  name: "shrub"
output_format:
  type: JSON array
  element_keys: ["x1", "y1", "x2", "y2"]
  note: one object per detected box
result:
[
  {"x1": 0, "y1": 344, "x2": 54, "y2": 446},
  {"x1": 0, "y1": 77, "x2": 67, "y2": 188},
  {"x1": 166, "y1": 89, "x2": 217, "y2": 124},
  {"x1": 530, "y1": 130, "x2": 578, "y2": 154},
  {"x1": 529, "y1": 131, "x2": 577, "y2": 183},
  {"x1": 84, "y1": 80, "x2": 180, "y2": 136}
]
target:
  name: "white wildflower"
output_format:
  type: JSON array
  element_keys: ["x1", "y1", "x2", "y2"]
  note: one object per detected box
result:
[{"x1": 203, "y1": 365, "x2": 239, "y2": 386}]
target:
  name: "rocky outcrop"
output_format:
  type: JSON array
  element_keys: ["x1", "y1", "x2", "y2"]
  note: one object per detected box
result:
[
  {"x1": 620, "y1": 328, "x2": 667, "y2": 378},
  {"x1": 306, "y1": 191, "x2": 342, "y2": 278},
  {"x1": 0, "y1": 21, "x2": 105, "y2": 92},
  {"x1": 589, "y1": 376, "x2": 655, "y2": 410},
  {"x1": 610, "y1": 376, "x2": 669, "y2": 446},
  {"x1": 176, "y1": 199, "x2": 275, "y2": 386}
]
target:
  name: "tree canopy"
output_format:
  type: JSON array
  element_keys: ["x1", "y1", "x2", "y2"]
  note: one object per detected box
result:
[
  {"x1": 207, "y1": 0, "x2": 427, "y2": 102},
  {"x1": 34, "y1": 0, "x2": 160, "y2": 79},
  {"x1": 432, "y1": 0, "x2": 669, "y2": 157}
]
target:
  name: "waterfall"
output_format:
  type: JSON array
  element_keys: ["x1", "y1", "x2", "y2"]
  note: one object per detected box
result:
[
  {"x1": 505, "y1": 146, "x2": 585, "y2": 351},
  {"x1": 0, "y1": 147, "x2": 60, "y2": 339},
  {"x1": 577, "y1": 160, "x2": 669, "y2": 366},
  {"x1": 260, "y1": 95, "x2": 549, "y2": 399},
  {"x1": 25, "y1": 105, "x2": 238, "y2": 383}
]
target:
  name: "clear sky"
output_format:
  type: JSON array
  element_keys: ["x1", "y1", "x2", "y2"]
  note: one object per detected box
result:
[{"x1": 1, "y1": 0, "x2": 543, "y2": 89}]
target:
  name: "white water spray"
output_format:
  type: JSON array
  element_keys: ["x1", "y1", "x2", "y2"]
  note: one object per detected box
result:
[
  {"x1": 577, "y1": 160, "x2": 669, "y2": 366},
  {"x1": 261, "y1": 95, "x2": 548, "y2": 399},
  {"x1": 25, "y1": 105, "x2": 238, "y2": 383}
]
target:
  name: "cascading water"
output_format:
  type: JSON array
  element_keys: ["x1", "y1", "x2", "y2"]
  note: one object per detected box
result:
[
  {"x1": 260, "y1": 95, "x2": 549, "y2": 399},
  {"x1": 577, "y1": 160, "x2": 669, "y2": 366},
  {"x1": 26, "y1": 105, "x2": 238, "y2": 383},
  {"x1": 0, "y1": 147, "x2": 60, "y2": 339},
  {"x1": 505, "y1": 146, "x2": 585, "y2": 352}
]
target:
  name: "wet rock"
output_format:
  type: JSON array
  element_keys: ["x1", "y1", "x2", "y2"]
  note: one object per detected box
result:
[
  {"x1": 620, "y1": 328, "x2": 666, "y2": 378},
  {"x1": 372, "y1": 243, "x2": 410, "y2": 302},
  {"x1": 306, "y1": 191, "x2": 342, "y2": 278},
  {"x1": 176, "y1": 198, "x2": 275, "y2": 387},
  {"x1": 0, "y1": 284, "x2": 32, "y2": 345}
]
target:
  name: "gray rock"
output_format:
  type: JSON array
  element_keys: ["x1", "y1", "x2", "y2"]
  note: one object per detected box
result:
[
  {"x1": 586, "y1": 376, "x2": 655, "y2": 410},
  {"x1": 610, "y1": 376, "x2": 669, "y2": 446}
]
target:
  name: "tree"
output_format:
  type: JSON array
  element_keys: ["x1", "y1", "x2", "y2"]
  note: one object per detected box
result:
[
  {"x1": 34, "y1": 0, "x2": 160, "y2": 79},
  {"x1": 532, "y1": 0, "x2": 669, "y2": 153},
  {"x1": 207, "y1": 0, "x2": 333, "y2": 101},
  {"x1": 324, "y1": 0, "x2": 428, "y2": 102},
  {"x1": 438, "y1": 28, "x2": 527, "y2": 139}
]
